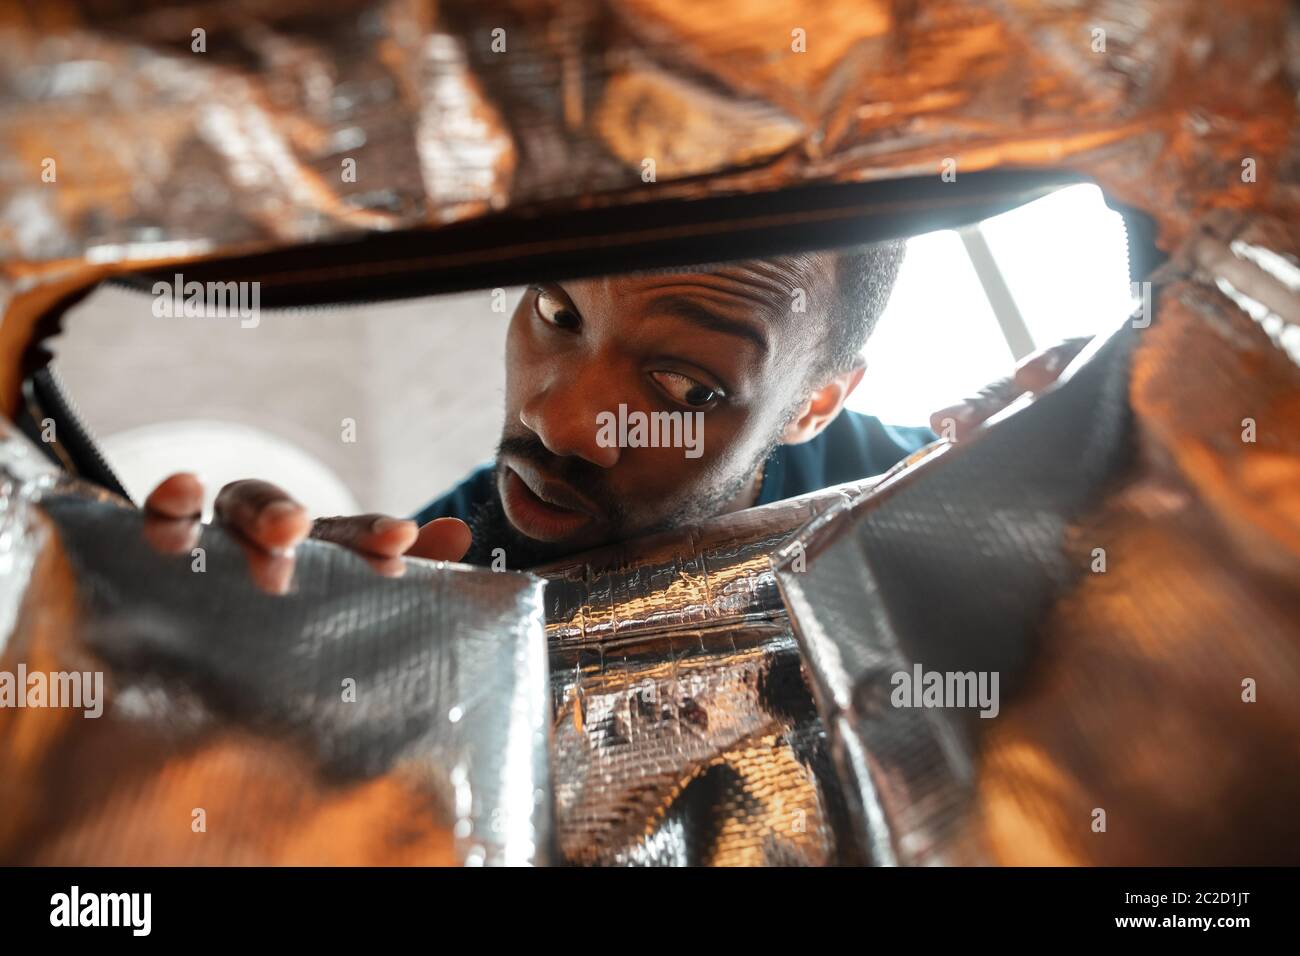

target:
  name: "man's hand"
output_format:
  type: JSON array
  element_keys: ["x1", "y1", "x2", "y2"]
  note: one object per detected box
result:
[
  {"x1": 929, "y1": 336, "x2": 1092, "y2": 442},
  {"x1": 142, "y1": 474, "x2": 472, "y2": 593}
]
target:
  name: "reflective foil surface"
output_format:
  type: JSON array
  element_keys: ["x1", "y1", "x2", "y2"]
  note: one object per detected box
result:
[
  {"x1": 0, "y1": 423, "x2": 552, "y2": 866},
  {"x1": 775, "y1": 214, "x2": 1300, "y2": 865},
  {"x1": 0, "y1": 0, "x2": 1294, "y2": 265},
  {"x1": 538, "y1": 478, "x2": 898, "y2": 865},
  {"x1": 0, "y1": 1, "x2": 1295, "y2": 869}
]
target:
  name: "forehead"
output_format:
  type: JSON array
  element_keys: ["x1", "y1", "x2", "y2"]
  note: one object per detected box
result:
[{"x1": 574, "y1": 254, "x2": 835, "y2": 321}]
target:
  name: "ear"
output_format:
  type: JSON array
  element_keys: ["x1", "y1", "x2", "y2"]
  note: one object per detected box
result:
[{"x1": 780, "y1": 361, "x2": 867, "y2": 445}]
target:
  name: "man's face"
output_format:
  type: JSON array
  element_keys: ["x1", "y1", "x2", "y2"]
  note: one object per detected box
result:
[{"x1": 482, "y1": 258, "x2": 834, "y2": 567}]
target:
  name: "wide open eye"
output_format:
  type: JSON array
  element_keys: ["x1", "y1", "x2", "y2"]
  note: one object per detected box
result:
[
  {"x1": 532, "y1": 286, "x2": 580, "y2": 330},
  {"x1": 650, "y1": 371, "x2": 722, "y2": 409}
]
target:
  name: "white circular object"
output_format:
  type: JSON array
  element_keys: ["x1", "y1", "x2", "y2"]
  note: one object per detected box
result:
[{"x1": 100, "y1": 419, "x2": 360, "y2": 520}]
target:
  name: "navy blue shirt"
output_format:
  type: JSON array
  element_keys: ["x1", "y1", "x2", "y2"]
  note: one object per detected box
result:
[{"x1": 413, "y1": 411, "x2": 935, "y2": 526}]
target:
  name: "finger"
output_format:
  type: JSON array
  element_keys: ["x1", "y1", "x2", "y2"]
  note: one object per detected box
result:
[
  {"x1": 142, "y1": 513, "x2": 201, "y2": 556},
  {"x1": 1013, "y1": 336, "x2": 1092, "y2": 393},
  {"x1": 310, "y1": 515, "x2": 419, "y2": 558},
  {"x1": 929, "y1": 403, "x2": 977, "y2": 441},
  {"x1": 232, "y1": 535, "x2": 297, "y2": 595},
  {"x1": 141, "y1": 473, "x2": 203, "y2": 556},
  {"x1": 407, "y1": 518, "x2": 472, "y2": 563},
  {"x1": 930, "y1": 374, "x2": 1022, "y2": 441},
  {"x1": 213, "y1": 479, "x2": 311, "y2": 554},
  {"x1": 931, "y1": 337, "x2": 1095, "y2": 442},
  {"x1": 143, "y1": 472, "x2": 204, "y2": 519}
]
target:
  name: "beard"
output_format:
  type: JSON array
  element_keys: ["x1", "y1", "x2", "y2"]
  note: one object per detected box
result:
[
  {"x1": 462, "y1": 490, "x2": 569, "y2": 570},
  {"x1": 462, "y1": 431, "x2": 780, "y2": 571}
]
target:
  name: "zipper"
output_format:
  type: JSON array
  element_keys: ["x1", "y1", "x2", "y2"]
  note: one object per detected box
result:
[
  {"x1": 19, "y1": 366, "x2": 129, "y2": 499},
  {"x1": 104, "y1": 169, "x2": 1084, "y2": 312}
]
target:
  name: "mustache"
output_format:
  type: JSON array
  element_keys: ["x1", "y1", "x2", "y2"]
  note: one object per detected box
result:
[{"x1": 496, "y1": 432, "x2": 619, "y2": 517}]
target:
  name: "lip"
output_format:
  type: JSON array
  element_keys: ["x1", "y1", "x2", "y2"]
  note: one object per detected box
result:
[{"x1": 500, "y1": 463, "x2": 600, "y2": 543}]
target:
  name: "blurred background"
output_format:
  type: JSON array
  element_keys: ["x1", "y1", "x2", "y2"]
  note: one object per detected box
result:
[{"x1": 53, "y1": 183, "x2": 1134, "y2": 519}]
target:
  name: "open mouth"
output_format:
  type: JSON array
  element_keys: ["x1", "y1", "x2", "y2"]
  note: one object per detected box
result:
[{"x1": 500, "y1": 463, "x2": 599, "y2": 543}]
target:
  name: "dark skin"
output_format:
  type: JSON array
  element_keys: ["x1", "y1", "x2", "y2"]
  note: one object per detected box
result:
[
  {"x1": 491, "y1": 265, "x2": 863, "y2": 560},
  {"x1": 141, "y1": 260, "x2": 1087, "y2": 590}
]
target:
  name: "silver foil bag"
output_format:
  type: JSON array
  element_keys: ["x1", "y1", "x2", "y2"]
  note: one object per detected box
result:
[
  {"x1": 0, "y1": 1, "x2": 1292, "y2": 263},
  {"x1": 774, "y1": 324, "x2": 1135, "y2": 866},
  {"x1": 538, "y1": 476, "x2": 910, "y2": 865},
  {"x1": 0, "y1": 424, "x2": 552, "y2": 866},
  {"x1": 774, "y1": 221, "x2": 1300, "y2": 865}
]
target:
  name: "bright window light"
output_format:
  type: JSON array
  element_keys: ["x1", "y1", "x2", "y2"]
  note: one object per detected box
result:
[
  {"x1": 848, "y1": 184, "x2": 1136, "y2": 426},
  {"x1": 849, "y1": 229, "x2": 1015, "y2": 426},
  {"x1": 980, "y1": 184, "x2": 1134, "y2": 345}
]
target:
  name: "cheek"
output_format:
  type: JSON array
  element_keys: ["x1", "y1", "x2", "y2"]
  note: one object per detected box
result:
[{"x1": 615, "y1": 413, "x2": 758, "y2": 499}]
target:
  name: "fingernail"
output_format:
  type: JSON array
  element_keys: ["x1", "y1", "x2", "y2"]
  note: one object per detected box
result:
[
  {"x1": 371, "y1": 516, "x2": 413, "y2": 534},
  {"x1": 933, "y1": 404, "x2": 973, "y2": 426},
  {"x1": 257, "y1": 500, "x2": 301, "y2": 532}
]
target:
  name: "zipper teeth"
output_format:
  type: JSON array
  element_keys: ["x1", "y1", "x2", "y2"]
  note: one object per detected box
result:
[
  {"x1": 32, "y1": 365, "x2": 130, "y2": 499},
  {"x1": 96, "y1": 171, "x2": 1081, "y2": 313},
  {"x1": 102, "y1": 277, "x2": 392, "y2": 315}
]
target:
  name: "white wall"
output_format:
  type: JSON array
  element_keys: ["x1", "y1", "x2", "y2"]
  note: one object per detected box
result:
[{"x1": 53, "y1": 284, "x2": 514, "y2": 519}]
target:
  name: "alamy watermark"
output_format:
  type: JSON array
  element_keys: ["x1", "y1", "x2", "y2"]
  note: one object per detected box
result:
[
  {"x1": 151, "y1": 272, "x2": 261, "y2": 328},
  {"x1": 50, "y1": 886, "x2": 150, "y2": 936},
  {"x1": 0, "y1": 665, "x2": 103, "y2": 718},
  {"x1": 595, "y1": 403, "x2": 704, "y2": 458},
  {"x1": 890, "y1": 663, "x2": 1000, "y2": 718}
]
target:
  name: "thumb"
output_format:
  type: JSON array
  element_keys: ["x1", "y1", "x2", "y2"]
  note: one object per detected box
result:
[{"x1": 407, "y1": 517, "x2": 472, "y2": 562}]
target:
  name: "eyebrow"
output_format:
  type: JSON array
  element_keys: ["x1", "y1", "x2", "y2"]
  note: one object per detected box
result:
[{"x1": 647, "y1": 294, "x2": 770, "y2": 354}]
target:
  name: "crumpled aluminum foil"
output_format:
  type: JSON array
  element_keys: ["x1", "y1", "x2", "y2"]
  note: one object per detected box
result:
[
  {"x1": 773, "y1": 215, "x2": 1300, "y2": 866},
  {"x1": 0, "y1": 0, "x2": 1294, "y2": 871},
  {"x1": 541, "y1": 481, "x2": 871, "y2": 646},
  {"x1": 0, "y1": 0, "x2": 1294, "y2": 265},
  {"x1": 774, "y1": 323, "x2": 1135, "y2": 865},
  {"x1": 536, "y1": 474, "x2": 913, "y2": 865},
  {"x1": 0, "y1": 421, "x2": 552, "y2": 866}
]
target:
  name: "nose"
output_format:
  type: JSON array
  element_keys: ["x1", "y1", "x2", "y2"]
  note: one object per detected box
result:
[{"x1": 519, "y1": 377, "x2": 621, "y2": 469}]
